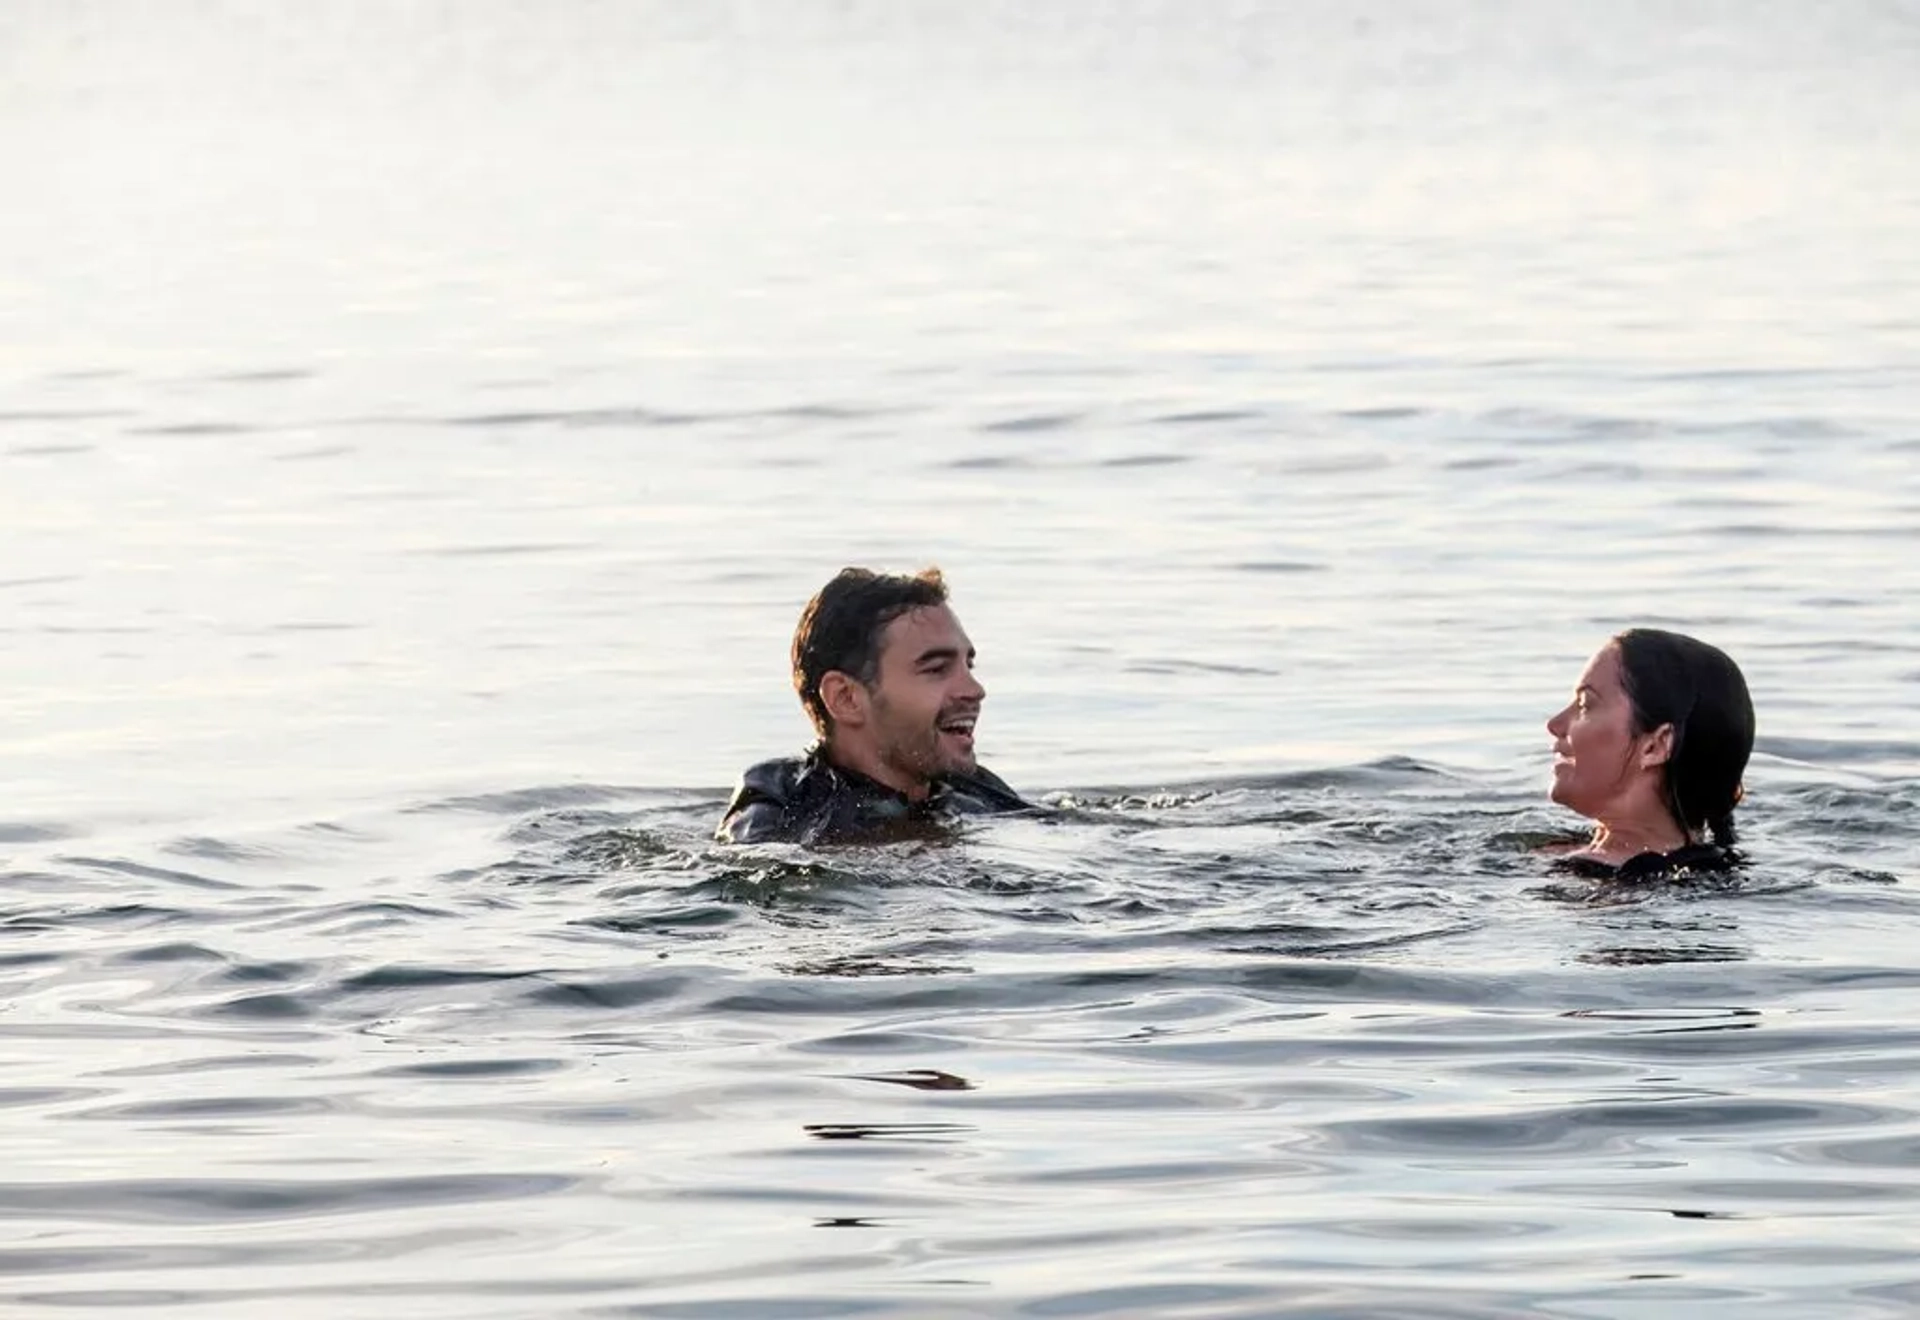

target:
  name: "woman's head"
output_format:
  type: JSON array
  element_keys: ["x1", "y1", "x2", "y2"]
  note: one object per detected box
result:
[{"x1": 1545, "y1": 629, "x2": 1754, "y2": 846}]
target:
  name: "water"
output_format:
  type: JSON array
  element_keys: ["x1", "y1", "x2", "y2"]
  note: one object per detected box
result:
[{"x1": 4, "y1": 2, "x2": 1920, "y2": 1314}]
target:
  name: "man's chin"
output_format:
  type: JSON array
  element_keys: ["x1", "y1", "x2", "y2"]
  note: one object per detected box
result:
[
  {"x1": 932, "y1": 730, "x2": 977, "y2": 773},
  {"x1": 937, "y1": 746, "x2": 978, "y2": 777},
  {"x1": 882, "y1": 744, "x2": 973, "y2": 788}
]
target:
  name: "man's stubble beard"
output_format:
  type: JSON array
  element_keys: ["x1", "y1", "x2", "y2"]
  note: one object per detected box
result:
[{"x1": 873, "y1": 694, "x2": 948, "y2": 783}]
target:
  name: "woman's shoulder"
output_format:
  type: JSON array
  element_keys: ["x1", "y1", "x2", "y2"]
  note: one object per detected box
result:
[
  {"x1": 1553, "y1": 841, "x2": 1739, "y2": 882},
  {"x1": 1617, "y1": 841, "x2": 1738, "y2": 880}
]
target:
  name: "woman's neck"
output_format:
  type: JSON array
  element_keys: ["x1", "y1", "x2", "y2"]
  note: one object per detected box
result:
[{"x1": 1581, "y1": 813, "x2": 1692, "y2": 866}]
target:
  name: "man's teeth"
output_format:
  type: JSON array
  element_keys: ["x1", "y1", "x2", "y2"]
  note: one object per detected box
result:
[{"x1": 941, "y1": 718, "x2": 976, "y2": 734}]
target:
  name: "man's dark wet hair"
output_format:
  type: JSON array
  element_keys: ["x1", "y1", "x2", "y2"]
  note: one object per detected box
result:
[
  {"x1": 792, "y1": 567, "x2": 949, "y2": 739},
  {"x1": 1613, "y1": 628, "x2": 1755, "y2": 847}
]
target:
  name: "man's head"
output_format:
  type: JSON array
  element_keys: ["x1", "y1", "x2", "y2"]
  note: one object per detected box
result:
[{"x1": 791, "y1": 567, "x2": 987, "y2": 798}]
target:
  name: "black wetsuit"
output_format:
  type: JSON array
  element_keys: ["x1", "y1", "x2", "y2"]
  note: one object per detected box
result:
[
  {"x1": 714, "y1": 748, "x2": 1034, "y2": 844},
  {"x1": 1553, "y1": 842, "x2": 1738, "y2": 882}
]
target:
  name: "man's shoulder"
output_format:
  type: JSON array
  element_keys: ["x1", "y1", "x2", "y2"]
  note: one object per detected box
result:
[
  {"x1": 714, "y1": 754, "x2": 835, "y2": 843},
  {"x1": 714, "y1": 753, "x2": 1036, "y2": 843},
  {"x1": 944, "y1": 763, "x2": 1036, "y2": 812},
  {"x1": 732, "y1": 755, "x2": 814, "y2": 801}
]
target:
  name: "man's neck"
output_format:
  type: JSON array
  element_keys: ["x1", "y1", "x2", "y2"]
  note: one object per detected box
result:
[{"x1": 819, "y1": 740, "x2": 935, "y2": 802}]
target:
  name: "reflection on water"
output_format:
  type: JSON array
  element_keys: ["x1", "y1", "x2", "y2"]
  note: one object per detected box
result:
[{"x1": 5, "y1": 764, "x2": 1918, "y2": 1313}]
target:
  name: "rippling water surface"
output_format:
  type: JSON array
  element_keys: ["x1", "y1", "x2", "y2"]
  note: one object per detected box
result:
[{"x1": 5, "y1": 3, "x2": 1920, "y2": 1316}]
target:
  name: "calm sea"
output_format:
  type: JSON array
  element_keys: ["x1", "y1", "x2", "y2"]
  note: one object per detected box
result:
[{"x1": 4, "y1": 3, "x2": 1919, "y2": 1315}]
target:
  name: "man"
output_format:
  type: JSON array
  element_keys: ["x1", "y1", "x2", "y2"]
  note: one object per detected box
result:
[{"x1": 715, "y1": 566, "x2": 1034, "y2": 844}]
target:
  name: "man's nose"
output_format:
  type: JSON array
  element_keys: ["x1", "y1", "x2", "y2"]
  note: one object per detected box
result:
[{"x1": 960, "y1": 667, "x2": 986, "y2": 702}]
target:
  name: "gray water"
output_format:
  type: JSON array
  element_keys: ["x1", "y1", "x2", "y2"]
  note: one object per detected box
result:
[{"x1": 4, "y1": 3, "x2": 1920, "y2": 1315}]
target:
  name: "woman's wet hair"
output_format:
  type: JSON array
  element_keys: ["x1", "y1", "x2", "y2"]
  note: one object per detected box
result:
[
  {"x1": 1612, "y1": 628, "x2": 1755, "y2": 847},
  {"x1": 791, "y1": 566, "x2": 948, "y2": 738}
]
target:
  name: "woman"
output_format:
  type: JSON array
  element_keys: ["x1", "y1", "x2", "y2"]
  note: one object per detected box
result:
[{"x1": 1544, "y1": 628, "x2": 1755, "y2": 879}]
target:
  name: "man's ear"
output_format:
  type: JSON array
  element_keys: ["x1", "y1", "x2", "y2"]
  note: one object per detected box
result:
[
  {"x1": 1638, "y1": 722, "x2": 1676, "y2": 769},
  {"x1": 819, "y1": 671, "x2": 869, "y2": 729}
]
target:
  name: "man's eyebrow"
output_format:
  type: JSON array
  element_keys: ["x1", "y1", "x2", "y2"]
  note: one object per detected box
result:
[{"x1": 913, "y1": 645, "x2": 970, "y2": 666}]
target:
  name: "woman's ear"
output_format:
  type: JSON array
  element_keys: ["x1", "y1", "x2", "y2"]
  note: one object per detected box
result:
[
  {"x1": 818, "y1": 670, "x2": 868, "y2": 729},
  {"x1": 1637, "y1": 722, "x2": 1676, "y2": 769}
]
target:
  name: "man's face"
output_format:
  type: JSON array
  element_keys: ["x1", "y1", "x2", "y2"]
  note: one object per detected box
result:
[{"x1": 861, "y1": 604, "x2": 986, "y2": 787}]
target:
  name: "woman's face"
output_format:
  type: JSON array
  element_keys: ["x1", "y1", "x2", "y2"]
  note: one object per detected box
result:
[{"x1": 1545, "y1": 643, "x2": 1659, "y2": 819}]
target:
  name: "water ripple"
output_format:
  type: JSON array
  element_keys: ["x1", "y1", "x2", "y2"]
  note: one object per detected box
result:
[{"x1": 0, "y1": 1174, "x2": 575, "y2": 1225}]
